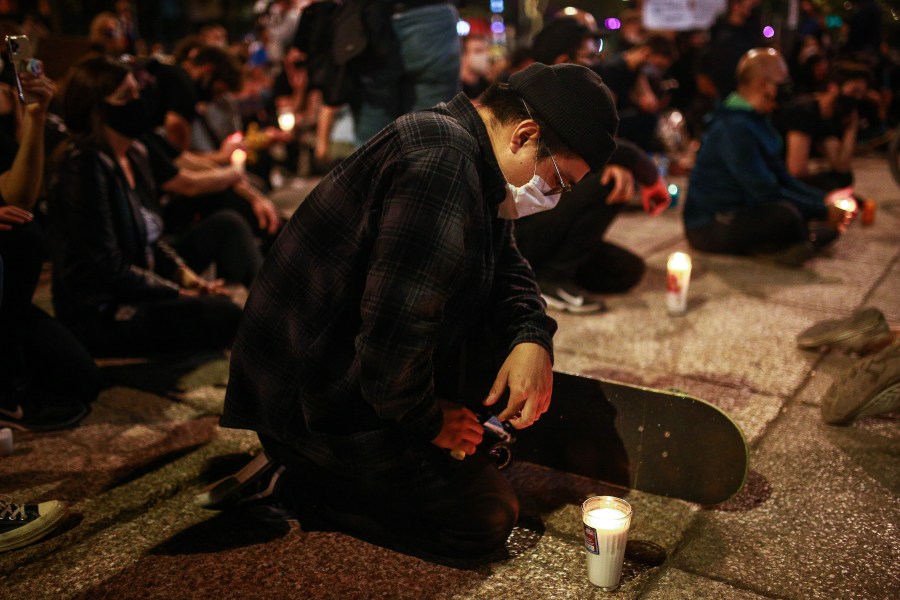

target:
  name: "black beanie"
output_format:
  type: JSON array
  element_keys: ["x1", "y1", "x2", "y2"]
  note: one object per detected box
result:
[{"x1": 507, "y1": 62, "x2": 618, "y2": 172}]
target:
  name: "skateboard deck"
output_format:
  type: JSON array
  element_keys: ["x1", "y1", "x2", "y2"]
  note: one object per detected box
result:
[{"x1": 496, "y1": 371, "x2": 749, "y2": 505}]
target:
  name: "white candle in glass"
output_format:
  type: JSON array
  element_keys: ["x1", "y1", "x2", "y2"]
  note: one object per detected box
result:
[
  {"x1": 231, "y1": 148, "x2": 247, "y2": 174},
  {"x1": 582, "y1": 496, "x2": 632, "y2": 591},
  {"x1": 666, "y1": 252, "x2": 692, "y2": 314}
]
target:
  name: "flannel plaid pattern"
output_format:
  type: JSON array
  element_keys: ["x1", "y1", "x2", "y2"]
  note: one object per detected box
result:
[{"x1": 222, "y1": 94, "x2": 555, "y2": 479}]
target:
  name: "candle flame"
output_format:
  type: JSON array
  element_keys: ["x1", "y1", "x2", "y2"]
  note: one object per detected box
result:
[
  {"x1": 667, "y1": 252, "x2": 691, "y2": 271},
  {"x1": 837, "y1": 199, "x2": 855, "y2": 212},
  {"x1": 277, "y1": 112, "x2": 296, "y2": 132}
]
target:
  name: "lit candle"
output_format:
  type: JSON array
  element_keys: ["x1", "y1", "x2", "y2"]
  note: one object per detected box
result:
[
  {"x1": 277, "y1": 111, "x2": 296, "y2": 132},
  {"x1": 582, "y1": 496, "x2": 632, "y2": 591},
  {"x1": 836, "y1": 198, "x2": 856, "y2": 213},
  {"x1": 231, "y1": 148, "x2": 247, "y2": 174},
  {"x1": 666, "y1": 252, "x2": 692, "y2": 314}
]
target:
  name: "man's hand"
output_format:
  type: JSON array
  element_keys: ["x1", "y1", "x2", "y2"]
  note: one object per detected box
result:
[
  {"x1": 0, "y1": 205, "x2": 32, "y2": 230},
  {"x1": 431, "y1": 399, "x2": 483, "y2": 456},
  {"x1": 483, "y1": 342, "x2": 552, "y2": 429},
  {"x1": 600, "y1": 165, "x2": 635, "y2": 204},
  {"x1": 177, "y1": 266, "x2": 227, "y2": 296},
  {"x1": 249, "y1": 196, "x2": 281, "y2": 235}
]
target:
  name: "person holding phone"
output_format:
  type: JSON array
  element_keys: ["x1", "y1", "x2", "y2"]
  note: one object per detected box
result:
[{"x1": 0, "y1": 42, "x2": 100, "y2": 432}]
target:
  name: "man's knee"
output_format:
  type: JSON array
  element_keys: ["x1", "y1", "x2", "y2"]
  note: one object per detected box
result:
[{"x1": 437, "y1": 489, "x2": 519, "y2": 557}]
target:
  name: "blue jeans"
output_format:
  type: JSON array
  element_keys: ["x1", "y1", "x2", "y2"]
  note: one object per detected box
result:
[{"x1": 353, "y1": 3, "x2": 461, "y2": 144}]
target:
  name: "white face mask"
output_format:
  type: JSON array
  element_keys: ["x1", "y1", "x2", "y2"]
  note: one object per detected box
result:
[
  {"x1": 467, "y1": 52, "x2": 490, "y2": 75},
  {"x1": 497, "y1": 151, "x2": 562, "y2": 220}
]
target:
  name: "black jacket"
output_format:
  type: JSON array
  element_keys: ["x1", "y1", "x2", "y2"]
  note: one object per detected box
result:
[{"x1": 48, "y1": 140, "x2": 183, "y2": 324}]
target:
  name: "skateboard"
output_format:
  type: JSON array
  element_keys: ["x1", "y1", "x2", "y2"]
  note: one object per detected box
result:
[{"x1": 477, "y1": 371, "x2": 749, "y2": 505}]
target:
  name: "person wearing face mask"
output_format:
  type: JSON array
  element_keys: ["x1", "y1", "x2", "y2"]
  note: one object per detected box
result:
[
  {"x1": 47, "y1": 55, "x2": 263, "y2": 357},
  {"x1": 460, "y1": 34, "x2": 492, "y2": 101},
  {"x1": 198, "y1": 63, "x2": 618, "y2": 560},
  {"x1": 776, "y1": 62, "x2": 873, "y2": 191},
  {"x1": 514, "y1": 18, "x2": 669, "y2": 311},
  {"x1": 684, "y1": 48, "x2": 855, "y2": 266}
]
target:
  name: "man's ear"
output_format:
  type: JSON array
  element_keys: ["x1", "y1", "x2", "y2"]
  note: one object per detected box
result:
[{"x1": 509, "y1": 120, "x2": 540, "y2": 154}]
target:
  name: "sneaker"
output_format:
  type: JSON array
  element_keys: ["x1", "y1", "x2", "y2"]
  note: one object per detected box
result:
[
  {"x1": 821, "y1": 339, "x2": 900, "y2": 425},
  {"x1": 0, "y1": 388, "x2": 89, "y2": 433},
  {"x1": 797, "y1": 307, "x2": 890, "y2": 352},
  {"x1": 196, "y1": 452, "x2": 286, "y2": 510},
  {"x1": 539, "y1": 281, "x2": 606, "y2": 314},
  {"x1": 0, "y1": 497, "x2": 69, "y2": 552}
]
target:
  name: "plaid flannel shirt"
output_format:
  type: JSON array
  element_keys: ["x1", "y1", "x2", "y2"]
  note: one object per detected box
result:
[{"x1": 221, "y1": 94, "x2": 556, "y2": 478}]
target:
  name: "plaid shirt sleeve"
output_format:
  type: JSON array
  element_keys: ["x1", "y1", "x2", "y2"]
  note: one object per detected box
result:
[
  {"x1": 357, "y1": 145, "x2": 479, "y2": 441},
  {"x1": 492, "y1": 223, "x2": 557, "y2": 360}
]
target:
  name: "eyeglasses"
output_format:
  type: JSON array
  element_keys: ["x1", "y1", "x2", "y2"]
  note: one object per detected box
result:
[{"x1": 521, "y1": 100, "x2": 573, "y2": 195}]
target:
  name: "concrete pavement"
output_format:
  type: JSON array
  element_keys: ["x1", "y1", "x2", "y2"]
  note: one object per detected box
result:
[{"x1": 1, "y1": 156, "x2": 897, "y2": 599}]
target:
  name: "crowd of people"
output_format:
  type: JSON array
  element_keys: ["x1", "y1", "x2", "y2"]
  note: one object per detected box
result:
[{"x1": 2, "y1": 0, "x2": 899, "y2": 559}]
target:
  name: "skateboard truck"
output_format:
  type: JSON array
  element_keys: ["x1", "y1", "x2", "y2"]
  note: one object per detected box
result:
[{"x1": 450, "y1": 411, "x2": 517, "y2": 470}]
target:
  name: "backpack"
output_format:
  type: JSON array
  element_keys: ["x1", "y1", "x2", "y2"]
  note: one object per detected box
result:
[{"x1": 295, "y1": 0, "x2": 397, "y2": 107}]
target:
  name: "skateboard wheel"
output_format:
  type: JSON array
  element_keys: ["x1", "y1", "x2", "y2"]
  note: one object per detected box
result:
[{"x1": 488, "y1": 442, "x2": 513, "y2": 470}]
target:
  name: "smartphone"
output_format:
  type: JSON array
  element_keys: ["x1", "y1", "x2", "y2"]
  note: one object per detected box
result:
[{"x1": 5, "y1": 34, "x2": 41, "y2": 104}]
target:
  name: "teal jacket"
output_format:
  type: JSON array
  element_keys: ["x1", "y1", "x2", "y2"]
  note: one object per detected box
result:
[{"x1": 684, "y1": 93, "x2": 828, "y2": 230}]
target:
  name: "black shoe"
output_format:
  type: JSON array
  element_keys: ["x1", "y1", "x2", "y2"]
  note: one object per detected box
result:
[
  {"x1": 808, "y1": 223, "x2": 839, "y2": 251},
  {"x1": 0, "y1": 497, "x2": 69, "y2": 552},
  {"x1": 0, "y1": 388, "x2": 89, "y2": 433},
  {"x1": 196, "y1": 452, "x2": 286, "y2": 510}
]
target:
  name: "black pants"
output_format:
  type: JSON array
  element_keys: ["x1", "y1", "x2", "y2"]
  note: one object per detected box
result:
[
  {"x1": 685, "y1": 201, "x2": 810, "y2": 255},
  {"x1": 173, "y1": 209, "x2": 263, "y2": 288},
  {"x1": 514, "y1": 172, "x2": 646, "y2": 293},
  {"x1": 66, "y1": 211, "x2": 255, "y2": 357},
  {"x1": 260, "y1": 434, "x2": 519, "y2": 559},
  {"x1": 163, "y1": 190, "x2": 279, "y2": 252},
  {"x1": 0, "y1": 222, "x2": 100, "y2": 406}
]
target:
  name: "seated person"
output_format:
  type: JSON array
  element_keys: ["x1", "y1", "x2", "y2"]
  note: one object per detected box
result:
[
  {"x1": 0, "y1": 58, "x2": 99, "y2": 432},
  {"x1": 515, "y1": 138, "x2": 666, "y2": 312},
  {"x1": 683, "y1": 48, "x2": 853, "y2": 265},
  {"x1": 136, "y1": 55, "x2": 281, "y2": 241},
  {"x1": 593, "y1": 35, "x2": 678, "y2": 153},
  {"x1": 48, "y1": 55, "x2": 263, "y2": 357},
  {"x1": 776, "y1": 62, "x2": 872, "y2": 191}
]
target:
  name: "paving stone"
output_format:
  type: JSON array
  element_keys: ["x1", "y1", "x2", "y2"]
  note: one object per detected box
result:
[
  {"x1": 0, "y1": 428, "x2": 258, "y2": 578},
  {"x1": 0, "y1": 388, "x2": 212, "y2": 504},
  {"x1": 864, "y1": 258, "x2": 900, "y2": 324},
  {"x1": 641, "y1": 568, "x2": 774, "y2": 599},
  {"x1": 552, "y1": 295, "x2": 821, "y2": 399},
  {"x1": 670, "y1": 404, "x2": 900, "y2": 600}
]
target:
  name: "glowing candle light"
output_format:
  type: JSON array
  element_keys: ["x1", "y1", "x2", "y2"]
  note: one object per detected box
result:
[
  {"x1": 582, "y1": 496, "x2": 632, "y2": 591},
  {"x1": 231, "y1": 148, "x2": 247, "y2": 174},
  {"x1": 277, "y1": 111, "x2": 296, "y2": 132},
  {"x1": 666, "y1": 252, "x2": 692, "y2": 314}
]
